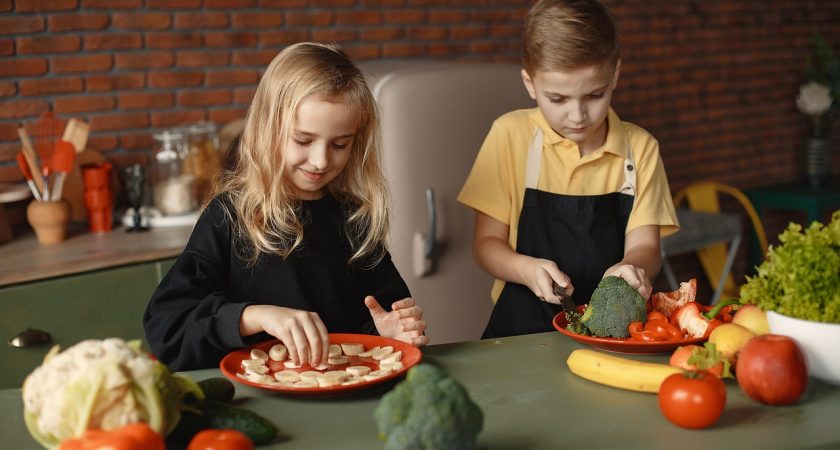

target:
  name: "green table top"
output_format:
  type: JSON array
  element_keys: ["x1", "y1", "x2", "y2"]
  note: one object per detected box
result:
[{"x1": 4, "y1": 332, "x2": 840, "y2": 449}]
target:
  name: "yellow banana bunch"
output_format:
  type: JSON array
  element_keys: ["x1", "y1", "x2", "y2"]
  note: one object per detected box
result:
[{"x1": 566, "y1": 349, "x2": 681, "y2": 393}]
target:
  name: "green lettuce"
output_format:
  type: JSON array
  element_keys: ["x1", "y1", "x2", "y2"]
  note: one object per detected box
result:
[{"x1": 740, "y1": 211, "x2": 840, "y2": 323}]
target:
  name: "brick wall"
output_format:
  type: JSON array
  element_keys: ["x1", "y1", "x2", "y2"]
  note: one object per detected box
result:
[{"x1": 2, "y1": 0, "x2": 840, "y2": 293}]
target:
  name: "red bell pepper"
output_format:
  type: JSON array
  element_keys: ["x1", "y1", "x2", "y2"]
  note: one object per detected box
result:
[{"x1": 58, "y1": 423, "x2": 164, "y2": 450}]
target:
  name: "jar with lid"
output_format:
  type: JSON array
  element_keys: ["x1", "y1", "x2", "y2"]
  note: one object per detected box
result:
[
  {"x1": 150, "y1": 130, "x2": 197, "y2": 216},
  {"x1": 182, "y1": 122, "x2": 221, "y2": 204}
]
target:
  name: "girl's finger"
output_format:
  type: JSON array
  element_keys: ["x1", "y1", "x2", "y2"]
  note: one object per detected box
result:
[
  {"x1": 391, "y1": 297, "x2": 415, "y2": 310},
  {"x1": 301, "y1": 314, "x2": 326, "y2": 366},
  {"x1": 400, "y1": 319, "x2": 426, "y2": 332},
  {"x1": 396, "y1": 306, "x2": 423, "y2": 320},
  {"x1": 278, "y1": 330, "x2": 299, "y2": 366},
  {"x1": 289, "y1": 323, "x2": 309, "y2": 366},
  {"x1": 411, "y1": 335, "x2": 430, "y2": 347}
]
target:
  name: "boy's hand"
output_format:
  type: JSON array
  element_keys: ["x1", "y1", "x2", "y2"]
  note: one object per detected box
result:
[
  {"x1": 603, "y1": 263, "x2": 652, "y2": 299},
  {"x1": 522, "y1": 258, "x2": 574, "y2": 304},
  {"x1": 240, "y1": 305, "x2": 330, "y2": 367},
  {"x1": 365, "y1": 296, "x2": 429, "y2": 347}
]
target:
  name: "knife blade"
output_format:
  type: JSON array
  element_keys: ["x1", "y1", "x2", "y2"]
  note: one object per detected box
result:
[{"x1": 553, "y1": 282, "x2": 577, "y2": 315}]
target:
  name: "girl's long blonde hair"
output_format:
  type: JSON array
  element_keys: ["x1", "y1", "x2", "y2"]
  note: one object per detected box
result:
[{"x1": 215, "y1": 42, "x2": 389, "y2": 267}]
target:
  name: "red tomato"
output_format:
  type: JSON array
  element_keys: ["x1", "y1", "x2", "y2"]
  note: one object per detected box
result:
[
  {"x1": 187, "y1": 430, "x2": 254, "y2": 450},
  {"x1": 658, "y1": 371, "x2": 727, "y2": 429}
]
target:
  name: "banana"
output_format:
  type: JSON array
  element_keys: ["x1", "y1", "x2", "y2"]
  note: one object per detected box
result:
[{"x1": 566, "y1": 349, "x2": 681, "y2": 393}]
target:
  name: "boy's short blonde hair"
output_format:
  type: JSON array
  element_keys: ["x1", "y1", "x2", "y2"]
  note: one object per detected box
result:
[{"x1": 523, "y1": 0, "x2": 619, "y2": 76}]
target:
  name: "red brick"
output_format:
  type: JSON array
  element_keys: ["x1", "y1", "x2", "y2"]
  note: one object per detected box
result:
[
  {"x1": 206, "y1": 69, "x2": 258, "y2": 86},
  {"x1": 176, "y1": 50, "x2": 230, "y2": 67},
  {"x1": 0, "y1": 99, "x2": 48, "y2": 119},
  {"x1": 0, "y1": 0, "x2": 10, "y2": 11},
  {"x1": 260, "y1": 30, "x2": 309, "y2": 47},
  {"x1": 85, "y1": 73, "x2": 145, "y2": 91},
  {"x1": 205, "y1": 0, "x2": 256, "y2": 7},
  {"x1": 114, "y1": 51, "x2": 174, "y2": 70},
  {"x1": 0, "y1": 16, "x2": 44, "y2": 34},
  {"x1": 286, "y1": 12, "x2": 333, "y2": 26},
  {"x1": 84, "y1": 33, "x2": 142, "y2": 51},
  {"x1": 383, "y1": 10, "x2": 425, "y2": 24},
  {"x1": 337, "y1": 9, "x2": 381, "y2": 24},
  {"x1": 408, "y1": 26, "x2": 446, "y2": 40},
  {"x1": 112, "y1": 12, "x2": 172, "y2": 30},
  {"x1": 147, "y1": 0, "x2": 199, "y2": 7},
  {"x1": 0, "y1": 39, "x2": 12, "y2": 56},
  {"x1": 344, "y1": 44, "x2": 380, "y2": 60},
  {"x1": 231, "y1": 12, "x2": 283, "y2": 28},
  {"x1": 174, "y1": 12, "x2": 229, "y2": 29},
  {"x1": 450, "y1": 25, "x2": 487, "y2": 40},
  {"x1": 205, "y1": 32, "x2": 257, "y2": 48},
  {"x1": 260, "y1": 0, "x2": 306, "y2": 7},
  {"x1": 18, "y1": 35, "x2": 80, "y2": 54},
  {"x1": 428, "y1": 43, "x2": 468, "y2": 57},
  {"x1": 0, "y1": 58, "x2": 47, "y2": 77},
  {"x1": 87, "y1": 134, "x2": 118, "y2": 151},
  {"x1": 0, "y1": 122, "x2": 18, "y2": 140},
  {"x1": 232, "y1": 50, "x2": 279, "y2": 66},
  {"x1": 209, "y1": 107, "x2": 247, "y2": 124},
  {"x1": 119, "y1": 92, "x2": 174, "y2": 109},
  {"x1": 120, "y1": 132, "x2": 155, "y2": 150},
  {"x1": 311, "y1": 29, "x2": 357, "y2": 43},
  {"x1": 382, "y1": 43, "x2": 426, "y2": 58},
  {"x1": 89, "y1": 112, "x2": 149, "y2": 132},
  {"x1": 52, "y1": 54, "x2": 112, "y2": 73},
  {"x1": 146, "y1": 32, "x2": 203, "y2": 49},
  {"x1": 83, "y1": 0, "x2": 139, "y2": 8},
  {"x1": 313, "y1": 0, "x2": 357, "y2": 5},
  {"x1": 148, "y1": 71, "x2": 203, "y2": 88},
  {"x1": 0, "y1": 81, "x2": 16, "y2": 97},
  {"x1": 233, "y1": 87, "x2": 256, "y2": 104},
  {"x1": 20, "y1": 77, "x2": 83, "y2": 96},
  {"x1": 178, "y1": 89, "x2": 232, "y2": 107},
  {"x1": 15, "y1": 0, "x2": 76, "y2": 12},
  {"x1": 54, "y1": 95, "x2": 115, "y2": 113},
  {"x1": 363, "y1": 0, "x2": 403, "y2": 5},
  {"x1": 151, "y1": 110, "x2": 206, "y2": 128},
  {"x1": 428, "y1": 10, "x2": 468, "y2": 23},
  {"x1": 360, "y1": 27, "x2": 403, "y2": 41},
  {"x1": 490, "y1": 24, "x2": 520, "y2": 38},
  {"x1": 48, "y1": 13, "x2": 109, "y2": 31}
]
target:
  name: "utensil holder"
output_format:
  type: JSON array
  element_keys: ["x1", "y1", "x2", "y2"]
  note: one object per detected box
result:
[{"x1": 26, "y1": 200, "x2": 70, "y2": 244}]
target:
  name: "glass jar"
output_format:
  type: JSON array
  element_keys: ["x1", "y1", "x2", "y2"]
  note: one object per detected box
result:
[
  {"x1": 182, "y1": 122, "x2": 221, "y2": 204},
  {"x1": 150, "y1": 130, "x2": 196, "y2": 216}
]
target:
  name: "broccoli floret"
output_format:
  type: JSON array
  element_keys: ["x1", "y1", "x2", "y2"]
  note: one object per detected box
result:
[
  {"x1": 373, "y1": 364, "x2": 483, "y2": 450},
  {"x1": 580, "y1": 276, "x2": 646, "y2": 338},
  {"x1": 564, "y1": 311, "x2": 591, "y2": 336}
]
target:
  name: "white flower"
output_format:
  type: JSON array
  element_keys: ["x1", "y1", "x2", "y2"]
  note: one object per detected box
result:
[{"x1": 796, "y1": 82, "x2": 832, "y2": 116}]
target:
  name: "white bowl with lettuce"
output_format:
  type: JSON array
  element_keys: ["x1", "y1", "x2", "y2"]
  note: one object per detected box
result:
[{"x1": 739, "y1": 211, "x2": 840, "y2": 385}]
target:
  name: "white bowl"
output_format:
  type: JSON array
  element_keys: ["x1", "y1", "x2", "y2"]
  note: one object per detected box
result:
[{"x1": 766, "y1": 311, "x2": 840, "y2": 385}]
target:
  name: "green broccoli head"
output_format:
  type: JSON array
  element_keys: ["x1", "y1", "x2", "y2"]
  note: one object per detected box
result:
[
  {"x1": 373, "y1": 364, "x2": 484, "y2": 450},
  {"x1": 580, "y1": 276, "x2": 647, "y2": 338}
]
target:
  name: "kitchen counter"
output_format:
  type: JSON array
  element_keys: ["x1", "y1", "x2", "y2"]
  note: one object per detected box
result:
[
  {"x1": 0, "y1": 224, "x2": 192, "y2": 286},
  {"x1": 3, "y1": 332, "x2": 839, "y2": 449}
]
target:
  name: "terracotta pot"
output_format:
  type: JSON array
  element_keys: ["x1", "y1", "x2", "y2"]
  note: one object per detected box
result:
[{"x1": 26, "y1": 200, "x2": 70, "y2": 244}]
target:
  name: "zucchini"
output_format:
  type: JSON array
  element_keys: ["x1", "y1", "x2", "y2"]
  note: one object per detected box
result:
[
  {"x1": 197, "y1": 377, "x2": 236, "y2": 403},
  {"x1": 200, "y1": 400, "x2": 279, "y2": 445}
]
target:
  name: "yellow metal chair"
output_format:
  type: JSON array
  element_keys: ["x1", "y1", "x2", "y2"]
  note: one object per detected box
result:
[{"x1": 672, "y1": 181, "x2": 769, "y2": 299}]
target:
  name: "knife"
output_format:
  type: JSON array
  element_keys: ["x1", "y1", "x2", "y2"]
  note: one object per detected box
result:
[{"x1": 553, "y1": 281, "x2": 576, "y2": 314}]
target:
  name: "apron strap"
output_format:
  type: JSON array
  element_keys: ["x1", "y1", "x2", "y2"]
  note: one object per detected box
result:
[
  {"x1": 617, "y1": 145, "x2": 637, "y2": 196},
  {"x1": 525, "y1": 128, "x2": 543, "y2": 190}
]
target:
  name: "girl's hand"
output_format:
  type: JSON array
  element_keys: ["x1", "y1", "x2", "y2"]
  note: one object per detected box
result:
[
  {"x1": 365, "y1": 296, "x2": 430, "y2": 347},
  {"x1": 240, "y1": 305, "x2": 330, "y2": 366},
  {"x1": 604, "y1": 263, "x2": 652, "y2": 299},
  {"x1": 521, "y1": 257, "x2": 574, "y2": 304}
]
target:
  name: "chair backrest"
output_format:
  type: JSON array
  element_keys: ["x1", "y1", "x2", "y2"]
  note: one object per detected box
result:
[{"x1": 672, "y1": 181, "x2": 768, "y2": 297}]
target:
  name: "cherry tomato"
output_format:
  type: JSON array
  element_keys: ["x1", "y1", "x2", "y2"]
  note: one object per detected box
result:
[
  {"x1": 658, "y1": 371, "x2": 726, "y2": 429},
  {"x1": 644, "y1": 319, "x2": 682, "y2": 341},
  {"x1": 187, "y1": 429, "x2": 254, "y2": 450}
]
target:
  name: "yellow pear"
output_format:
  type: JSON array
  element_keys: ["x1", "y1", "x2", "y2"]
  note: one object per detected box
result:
[
  {"x1": 732, "y1": 304, "x2": 769, "y2": 335},
  {"x1": 708, "y1": 323, "x2": 756, "y2": 364}
]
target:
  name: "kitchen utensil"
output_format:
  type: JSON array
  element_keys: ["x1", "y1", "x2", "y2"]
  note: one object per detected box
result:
[
  {"x1": 17, "y1": 125, "x2": 46, "y2": 198},
  {"x1": 49, "y1": 140, "x2": 76, "y2": 201},
  {"x1": 120, "y1": 164, "x2": 149, "y2": 233},
  {"x1": 61, "y1": 118, "x2": 90, "y2": 154},
  {"x1": 32, "y1": 111, "x2": 65, "y2": 173},
  {"x1": 26, "y1": 199, "x2": 70, "y2": 244},
  {"x1": 8, "y1": 328, "x2": 52, "y2": 348},
  {"x1": 553, "y1": 281, "x2": 579, "y2": 325},
  {"x1": 16, "y1": 152, "x2": 41, "y2": 201}
]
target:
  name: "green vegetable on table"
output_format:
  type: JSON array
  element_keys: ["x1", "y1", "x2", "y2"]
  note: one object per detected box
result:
[
  {"x1": 740, "y1": 210, "x2": 840, "y2": 323},
  {"x1": 21, "y1": 338, "x2": 204, "y2": 450},
  {"x1": 580, "y1": 276, "x2": 647, "y2": 338},
  {"x1": 374, "y1": 364, "x2": 483, "y2": 450}
]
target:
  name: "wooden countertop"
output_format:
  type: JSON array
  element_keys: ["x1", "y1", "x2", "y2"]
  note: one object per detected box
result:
[{"x1": 0, "y1": 224, "x2": 192, "y2": 286}]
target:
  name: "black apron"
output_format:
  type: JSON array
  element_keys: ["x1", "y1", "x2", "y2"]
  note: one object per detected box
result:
[{"x1": 482, "y1": 128, "x2": 636, "y2": 339}]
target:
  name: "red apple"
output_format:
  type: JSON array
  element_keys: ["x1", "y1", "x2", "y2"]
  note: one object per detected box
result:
[{"x1": 736, "y1": 334, "x2": 808, "y2": 405}]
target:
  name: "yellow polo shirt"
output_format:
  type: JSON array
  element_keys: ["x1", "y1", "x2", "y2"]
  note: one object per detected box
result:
[{"x1": 458, "y1": 107, "x2": 679, "y2": 301}]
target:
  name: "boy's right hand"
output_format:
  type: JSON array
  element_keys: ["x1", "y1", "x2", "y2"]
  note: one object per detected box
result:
[
  {"x1": 522, "y1": 258, "x2": 574, "y2": 305},
  {"x1": 240, "y1": 305, "x2": 330, "y2": 367}
]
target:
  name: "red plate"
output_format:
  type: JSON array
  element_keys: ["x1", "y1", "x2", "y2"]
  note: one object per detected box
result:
[
  {"x1": 552, "y1": 312, "x2": 707, "y2": 354},
  {"x1": 220, "y1": 333, "x2": 422, "y2": 396}
]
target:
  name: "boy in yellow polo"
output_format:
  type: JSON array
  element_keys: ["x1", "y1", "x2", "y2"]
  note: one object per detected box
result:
[{"x1": 458, "y1": 0, "x2": 679, "y2": 338}]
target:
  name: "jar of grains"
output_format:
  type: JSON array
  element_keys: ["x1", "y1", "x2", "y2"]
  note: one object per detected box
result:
[
  {"x1": 182, "y1": 122, "x2": 221, "y2": 204},
  {"x1": 151, "y1": 130, "x2": 196, "y2": 216}
]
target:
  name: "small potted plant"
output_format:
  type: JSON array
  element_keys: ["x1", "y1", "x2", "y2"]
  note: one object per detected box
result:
[{"x1": 739, "y1": 211, "x2": 840, "y2": 385}]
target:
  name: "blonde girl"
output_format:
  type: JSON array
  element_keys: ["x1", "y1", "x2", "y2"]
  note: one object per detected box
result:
[{"x1": 144, "y1": 43, "x2": 428, "y2": 371}]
